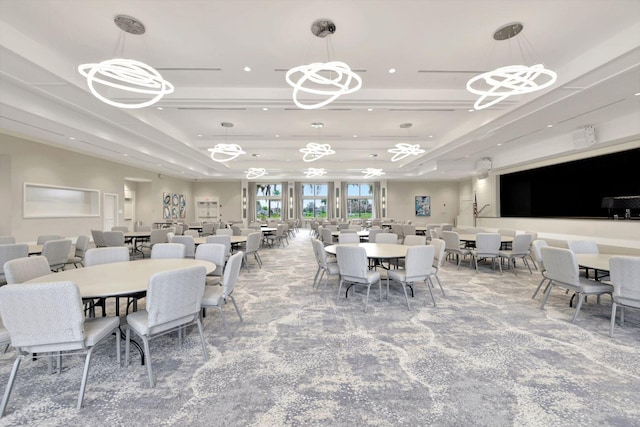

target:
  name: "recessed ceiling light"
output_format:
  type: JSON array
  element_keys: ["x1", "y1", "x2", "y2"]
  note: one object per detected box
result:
[
  {"x1": 428, "y1": 135, "x2": 434, "y2": 138},
  {"x1": 252, "y1": 153, "x2": 261, "y2": 157},
  {"x1": 310, "y1": 122, "x2": 324, "y2": 128},
  {"x1": 634, "y1": 92, "x2": 640, "y2": 96},
  {"x1": 156, "y1": 106, "x2": 163, "y2": 110},
  {"x1": 244, "y1": 66, "x2": 251, "y2": 72},
  {"x1": 68, "y1": 136, "x2": 75, "y2": 140},
  {"x1": 275, "y1": 134, "x2": 280, "y2": 138},
  {"x1": 123, "y1": 153, "x2": 128, "y2": 156},
  {"x1": 197, "y1": 134, "x2": 203, "y2": 137},
  {"x1": 369, "y1": 153, "x2": 378, "y2": 158},
  {"x1": 468, "y1": 109, "x2": 475, "y2": 112},
  {"x1": 388, "y1": 68, "x2": 396, "y2": 74},
  {"x1": 547, "y1": 124, "x2": 553, "y2": 128},
  {"x1": 353, "y1": 134, "x2": 358, "y2": 138},
  {"x1": 262, "y1": 107, "x2": 268, "y2": 111},
  {"x1": 496, "y1": 143, "x2": 502, "y2": 146},
  {"x1": 157, "y1": 164, "x2": 162, "y2": 167},
  {"x1": 367, "y1": 108, "x2": 373, "y2": 111}
]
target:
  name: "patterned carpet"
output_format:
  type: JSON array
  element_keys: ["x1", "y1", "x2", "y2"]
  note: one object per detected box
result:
[{"x1": 0, "y1": 228, "x2": 639, "y2": 427}]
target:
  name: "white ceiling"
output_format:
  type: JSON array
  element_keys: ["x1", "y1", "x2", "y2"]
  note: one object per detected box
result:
[{"x1": 1, "y1": 0, "x2": 639, "y2": 181}]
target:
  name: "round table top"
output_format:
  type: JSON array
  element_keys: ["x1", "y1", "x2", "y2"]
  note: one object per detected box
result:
[
  {"x1": 193, "y1": 235, "x2": 247, "y2": 245},
  {"x1": 331, "y1": 230, "x2": 370, "y2": 237},
  {"x1": 457, "y1": 233, "x2": 513, "y2": 243},
  {"x1": 324, "y1": 243, "x2": 409, "y2": 259},
  {"x1": 124, "y1": 231, "x2": 152, "y2": 238},
  {"x1": 23, "y1": 259, "x2": 216, "y2": 299},
  {"x1": 574, "y1": 253, "x2": 619, "y2": 272}
]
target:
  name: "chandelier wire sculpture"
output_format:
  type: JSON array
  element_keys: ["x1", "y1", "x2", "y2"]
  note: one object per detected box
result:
[
  {"x1": 208, "y1": 122, "x2": 246, "y2": 163},
  {"x1": 78, "y1": 15, "x2": 174, "y2": 109},
  {"x1": 362, "y1": 168, "x2": 385, "y2": 179},
  {"x1": 466, "y1": 22, "x2": 557, "y2": 110},
  {"x1": 245, "y1": 168, "x2": 267, "y2": 179},
  {"x1": 286, "y1": 19, "x2": 362, "y2": 110},
  {"x1": 300, "y1": 143, "x2": 335, "y2": 162},
  {"x1": 304, "y1": 167, "x2": 327, "y2": 178},
  {"x1": 388, "y1": 143, "x2": 426, "y2": 162}
]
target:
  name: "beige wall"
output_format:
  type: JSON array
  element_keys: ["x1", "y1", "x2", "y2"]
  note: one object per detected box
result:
[
  {"x1": 387, "y1": 181, "x2": 460, "y2": 225},
  {"x1": 192, "y1": 181, "x2": 242, "y2": 224},
  {"x1": 1, "y1": 133, "x2": 193, "y2": 242}
]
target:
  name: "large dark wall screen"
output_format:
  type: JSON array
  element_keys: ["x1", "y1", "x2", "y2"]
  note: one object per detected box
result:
[{"x1": 500, "y1": 148, "x2": 640, "y2": 217}]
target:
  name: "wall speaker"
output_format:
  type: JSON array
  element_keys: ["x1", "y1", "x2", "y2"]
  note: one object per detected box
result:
[{"x1": 573, "y1": 125, "x2": 597, "y2": 149}]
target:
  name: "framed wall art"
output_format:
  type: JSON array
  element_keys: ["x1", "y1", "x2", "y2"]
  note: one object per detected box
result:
[{"x1": 415, "y1": 195, "x2": 431, "y2": 217}]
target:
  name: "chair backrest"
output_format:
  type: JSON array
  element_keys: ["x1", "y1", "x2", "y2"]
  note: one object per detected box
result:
[
  {"x1": 202, "y1": 223, "x2": 215, "y2": 235},
  {"x1": 111, "y1": 226, "x2": 129, "y2": 232},
  {"x1": 609, "y1": 256, "x2": 640, "y2": 303},
  {"x1": 149, "y1": 229, "x2": 169, "y2": 245},
  {"x1": 4, "y1": 256, "x2": 51, "y2": 284},
  {"x1": 339, "y1": 233, "x2": 360, "y2": 243},
  {"x1": 474, "y1": 233, "x2": 501, "y2": 255},
  {"x1": 231, "y1": 225, "x2": 242, "y2": 236},
  {"x1": 74, "y1": 235, "x2": 91, "y2": 258},
  {"x1": 368, "y1": 229, "x2": 382, "y2": 243},
  {"x1": 525, "y1": 231, "x2": 538, "y2": 242},
  {"x1": 0, "y1": 281, "x2": 85, "y2": 352},
  {"x1": 0, "y1": 236, "x2": 15, "y2": 244},
  {"x1": 146, "y1": 266, "x2": 206, "y2": 331},
  {"x1": 341, "y1": 228, "x2": 356, "y2": 234},
  {"x1": 0, "y1": 244, "x2": 29, "y2": 276},
  {"x1": 511, "y1": 233, "x2": 533, "y2": 255},
  {"x1": 567, "y1": 240, "x2": 599, "y2": 254},
  {"x1": 431, "y1": 238, "x2": 446, "y2": 269},
  {"x1": 222, "y1": 251, "x2": 243, "y2": 298},
  {"x1": 103, "y1": 231, "x2": 125, "y2": 247},
  {"x1": 441, "y1": 224, "x2": 453, "y2": 231},
  {"x1": 391, "y1": 224, "x2": 404, "y2": 237},
  {"x1": 321, "y1": 228, "x2": 334, "y2": 244},
  {"x1": 170, "y1": 235, "x2": 196, "y2": 258},
  {"x1": 498, "y1": 229, "x2": 516, "y2": 237},
  {"x1": 403, "y1": 235, "x2": 426, "y2": 246},
  {"x1": 375, "y1": 233, "x2": 398, "y2": 244},
  {"x1": 402, "y1": 225, "x2": 416, "y2": 236},
  {"x1": 429, "y1": 228, "x2": 441, "y2": 240},
  {"x1": 151, "y1": 243, "x2": 186, "y2": 259},
  {"x1": 91, "y1": 229, "x2": 107, "y2": 248},
  {"x1": 135, "y1": 224, "x2": 152, "y2": 232},
  {"x1": 441, "y1": 231, "x2": 461, "y2": 251},
  {"x1": 246, "y1": 232, "x2": 261, "y2": 252},
  {"x1": 174, "y1": 224, "x2": 185, "y2": 235},
  {"x1": 348, "y1": 224, "x2": 361, "y2": 231},
  {"x1": 540, "y1": 246, "x2": 579, "y2": 286},
  {"x1": 42, "y1": 239, "x2": 72, "y2": 270},
  {"x1": 311, "y1": 238, "x2": 328, "y2": 269},
  {"x1": 216, "y1": 228, "x2": 233, "y2": 236},
  {"x1": 206, "y1": 235, "x2": 231, "y2": 256},
  {"x1": 195, "y1": 243, "x2": 226, "y2": 277},
  {"x1": 404, "y1": 245, "x2": 434, "y2": 281},
  {"x1": 338, "y1": 223, "x2": 349, "y2": 230},
  {"x1": 37, "y1": 234, "x2": 64, "y2": 245},
  {"x1": 531, "y1": 239, "x2": 548, "y2": 269},
  {"x1": 84, "y1": 247, "x2": 130, "y2": 266},
  {"x1": 240, "y1": 228, "x2": 254, "y2": 236},
  {"x1": 167, "y1": 232, "x2": 175, "y2": 242},
  {"x1": 336, "y1": 246, "x2": 368, "y2": 281},
  {"x1": 184, "y1": 229, "x2": 200, "y2": 238}
]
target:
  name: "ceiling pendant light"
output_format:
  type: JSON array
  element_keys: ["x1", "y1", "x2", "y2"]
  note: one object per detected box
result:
[
  {"x1": 78, "y1": 15, "x2": 174, "y2": 109},
  {"x1": 388, "y1": 143, "x2": 426, "y2": 162},
  {"x1": 208, "y1": 122, "x2": 245, "y2": 162},
  {"x1": 245, "y1": 168, "x2": 267, "y2": 179},
  {"x1": 286, "y1": 19, "x2": 362, "y2": 110},
  {"x1": 300, "y1": 143, "x2": 335, "y2": 162},
  {"x1": 466, "y1": 23, "x2": 557, "y2": 110},
  {"x1": 362, "y1": 168, "x2": 385, "y2": 179},
  {"x1": 304, "y1": 168, "x2": 328, "y2": 178}
]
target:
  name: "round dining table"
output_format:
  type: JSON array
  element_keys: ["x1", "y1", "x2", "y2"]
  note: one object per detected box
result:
[
  {"x1": 23, "y1": 259, "x2": 216, "y2": 299},
  {"x1": 324, "y1": 242, "x2": 409, "y2": 259},
  {"x1": 193, "y1": 235, "x2": 247, "y2": 246}
]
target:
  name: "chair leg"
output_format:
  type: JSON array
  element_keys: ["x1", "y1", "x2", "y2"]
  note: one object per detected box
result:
[
  {"x1": 610, "y1": 302, "x2": 618, "y2": 337},
  {"x1": 228, "y1": 295, "x2": 243, "y2": 322},
  {"x1": 77, "y1": 347, "x2": 95, "y2": 409},
  {"x1": 141, "y1": 336, "x2": 154, "y2": 387},
  {"x1": 540, "y1": 283, "x2": 554, "y2": 309},
  {"x1": 532, "y1": 277, "x2": 550, "y2": 299},
  {"x1": 217, "y1": 307, "x2": 232, "y2": 339},
  {"x1": 402, "y1": 282, "x2": 411, "y2": 311},
  {"x1": 0, "y1": 356, "x2": 22, "y2": 417},
  {"x1": 196, "y1": 318, "x2": 208, "y2": 360},
  {"x1": 364, "y1": 284, "x2": 370, "y2": 312},
  {"x1": 572, "y1": 293, "x2": 585, "y2": 322},
  {"x1": 336, "y1": 279, "x2": 344, "y2": 304},
  {"x1": 425, "y1": 278, "x2": 437, "y2": 307}
]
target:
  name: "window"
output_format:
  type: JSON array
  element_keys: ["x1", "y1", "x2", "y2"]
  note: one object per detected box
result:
[
  {"x1": 256, "y1": 184, "x2": 282, "y2": 220},
  {"x1": 347, "y1": 183, "x2": 373, "y2": 219},
  {"x1": 302, "y1": 184, "x2": 328, "y2": 219}
]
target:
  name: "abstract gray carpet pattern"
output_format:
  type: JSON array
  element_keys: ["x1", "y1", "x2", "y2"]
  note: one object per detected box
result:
[{"x1": 0, "y1": 229, "x2": 639, "y2": 426}]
